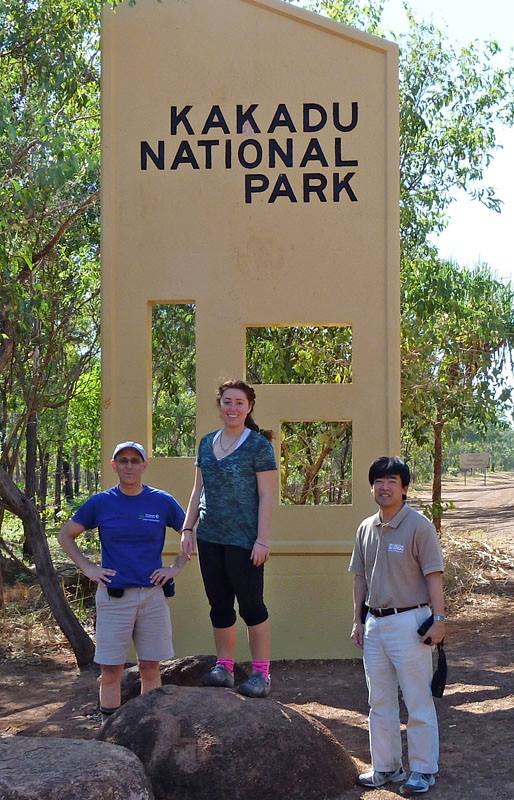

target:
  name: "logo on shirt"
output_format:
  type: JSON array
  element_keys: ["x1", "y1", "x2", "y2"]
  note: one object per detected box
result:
[
  {"x1": 138, "y1": 513, "x2": 161, "y2": 523},
  {"x1": 388, "y1": 543, "x2": 404, "y2": 553}
]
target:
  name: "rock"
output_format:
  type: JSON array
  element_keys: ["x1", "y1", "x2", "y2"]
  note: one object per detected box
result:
[
  {"x1": 100, "y1": 685, "x2": 357, "y2": 800},
  {"x1": 121, "y1": 655, "x2": 248, "y2": 701},
  {"x1": 0, "y1": 736, "x2": 154, "y2": 799}
]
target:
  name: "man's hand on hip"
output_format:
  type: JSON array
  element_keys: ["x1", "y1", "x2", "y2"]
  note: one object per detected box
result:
[{"x1": 83, "y1": 563, "x2": 116, "y2": 585}]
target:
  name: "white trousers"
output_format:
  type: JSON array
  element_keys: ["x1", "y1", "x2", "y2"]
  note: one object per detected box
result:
[{"x1": 363, "y1": 607, "x2": 439, "y2": 774}]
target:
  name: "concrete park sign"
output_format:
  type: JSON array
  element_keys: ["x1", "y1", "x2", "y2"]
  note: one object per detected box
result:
[{"x1": 101, "y1": 0, "x2": 399, "y2": 658}]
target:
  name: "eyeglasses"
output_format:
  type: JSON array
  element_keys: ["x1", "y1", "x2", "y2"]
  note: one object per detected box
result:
[{"x1": 116, "y1": 457, "x2": 143, "y2": 465}]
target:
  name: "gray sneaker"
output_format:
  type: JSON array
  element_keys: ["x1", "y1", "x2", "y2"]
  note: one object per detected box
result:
[
  {"x1": 400, "y1": 772, "x2": 436, "y2": 795},
  {"x1": 357, "y1": 767, "x2": 406, "y2": 788},
  {"x1": 201, "y1": 663, "x2": 235, "y2": 688},
  {"x1": 236, "y1": 672, "x2": 271, "y2": 698}
]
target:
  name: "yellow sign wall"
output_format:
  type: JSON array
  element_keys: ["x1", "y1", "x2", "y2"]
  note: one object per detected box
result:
[{"x1": 101, "y1": 0, "x2": 399, "y2": 658}]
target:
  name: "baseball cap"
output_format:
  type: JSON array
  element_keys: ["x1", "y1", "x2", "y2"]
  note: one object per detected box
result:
[{"x1": 112, "y1": 441, "x2": 146, "y2": 461}]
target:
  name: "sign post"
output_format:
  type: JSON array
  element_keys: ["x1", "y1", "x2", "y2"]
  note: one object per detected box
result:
[
  {"x1": 459, "y1": 452, "x2": 491, "y2": 485},
  {"x1": 101, "y1": 0, "x2": 399, "y2": 658}
]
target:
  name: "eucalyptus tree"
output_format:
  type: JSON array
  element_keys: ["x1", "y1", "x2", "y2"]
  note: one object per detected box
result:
[
  {"x1": 1, "y1": 0, "x2": 102, "y2": 475},
  {"x1": 152, "y1": 304, "x2": 196, "y2": 457},
  {"x1": 65, "y1": 362, "x2": 101, "y2": 493},
  {"x1": 402, "y1": 259, "x2": 514, "y2": 529},
  {"x1": 0, "y1": 0, "x2": 107, "y2": 665}
]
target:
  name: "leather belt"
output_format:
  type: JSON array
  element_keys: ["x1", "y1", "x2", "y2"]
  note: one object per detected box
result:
[{"x1": 369, "y1": 603, "x2": 428, "y2": 618}]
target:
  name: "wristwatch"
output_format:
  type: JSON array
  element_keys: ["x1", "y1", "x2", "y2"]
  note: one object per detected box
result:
[{"x1": 433, "y1": 614, "x2": 446, "y2": 622}]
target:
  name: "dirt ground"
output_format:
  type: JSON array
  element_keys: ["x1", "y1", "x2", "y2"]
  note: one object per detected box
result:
[
  {"x1": 413, "y1": 470, "x2": 514, "y2": 555},
  {"x1": 1, "y1": 474, "x2": 514, "y2": 799}
]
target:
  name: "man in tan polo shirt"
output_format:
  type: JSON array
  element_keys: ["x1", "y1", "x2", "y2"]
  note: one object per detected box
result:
[{"x1": 349, "y1": 456, "x2": 445, "y2": 796}]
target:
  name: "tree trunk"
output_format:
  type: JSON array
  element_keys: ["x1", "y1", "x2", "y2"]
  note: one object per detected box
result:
[
  {"x1": 0, "y1": 466, "x2": 95, "y2": 668},
  {"x1": 299, "y1": 444, "x2": 332, "y2": 505},
  {"x1": 63, "y1": 457, "x2": 73, "y2": 501},
  {"x1": 54, "y1": 445, "x2": 63, "y2": 520},
  {"x1": 312, "y1": 472, "x2": 321, "y2": 505},
  {"x1": 337, "y1": 434, "x2": 351, "y2": 504},
  {"x1": 23, "y1": 410, "x2": 38, "y2": 559},
  {"x1": 0, "y1": 508, "x2": 4, "y2": 608},
  {"x1": 25, "y1": 410, "x2": 38, "y2": 502},
  {"x1": 38, "y1": 446, "x2": 50, "y2": 530},
  {"x1": 73, "y1": 448, "x2": 80, "y2": 496},
  {"x1": 432, "y1": 411, "x2": 444, "y2": 533},
  {"x1": 86, "y1": 468, "x2": 94, "y2": 494}
]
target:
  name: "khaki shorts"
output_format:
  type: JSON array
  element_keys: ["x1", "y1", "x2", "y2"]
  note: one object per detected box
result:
[{"x1": 95, "y1": 584, "x2": 174, "y2": 665}]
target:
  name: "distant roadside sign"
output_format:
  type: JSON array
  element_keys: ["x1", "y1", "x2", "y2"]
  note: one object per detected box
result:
[{"x1": 459, "y1": 452, "x2": 491, "y2": 470}]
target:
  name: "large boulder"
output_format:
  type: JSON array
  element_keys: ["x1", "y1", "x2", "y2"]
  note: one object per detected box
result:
[
  {"x1": 99, "y1": 685, "x2": 357, "y2": 800},
  {"x1": 0, "y1": 736, "x2": 154, "y2": 800},
  {"x1": 121, "y1": 655, "x2": 248, "y2": 702}
]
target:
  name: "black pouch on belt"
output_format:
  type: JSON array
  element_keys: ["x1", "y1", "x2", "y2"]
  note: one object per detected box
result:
[
  {"x1": 162, "y1": 578, "x2": 176, "y2": 598},
  {"x1": 107, "y1": 587, "x2": 124, "y2": 598}
]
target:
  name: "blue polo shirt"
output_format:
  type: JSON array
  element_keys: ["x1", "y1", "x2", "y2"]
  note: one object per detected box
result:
[{"x1": 72, "y1": 485, "x2": 185, "y2": 589}]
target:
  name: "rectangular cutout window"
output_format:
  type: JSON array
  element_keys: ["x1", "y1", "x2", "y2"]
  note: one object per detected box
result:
[
  {"x1": 246, "y1": 326, "x2": 352, "y2": 384},
  {"x1": 152, "y1": 303, "x2": 196, "y2": 457},
  {"x1": 281, "y1": 421, "x2": 352, "y2": 505}
]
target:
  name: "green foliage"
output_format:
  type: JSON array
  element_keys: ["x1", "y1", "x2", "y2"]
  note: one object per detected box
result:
[
  {"x1": 281, "y1": 421, "x2": 352, "y2": 504},
  {"x1": 401, "y1": 257, "x2": 514, "y2": 525},
  {"x1": 445, "y1": 420, "x2": 514, "y2": 473},
  {"x1": 398, "y1": 23, "x2": 513, "y2": 257},
  {"x1": 402, "y1": 258, "x2": 514, "y2": 440},
  {"x1": 2, "y1": 498, "x2": 99, "y2": 559},
  {"x1": 66, "y1": 363, "x2": 101, "y2": 473},
  {"x1": 0, "y1": 0, "x2": 103, "y2": 471},
  {"x1": 247, "y1": 326, "x2": 352, "y2": 384},
  {"x1": 418, "y1": 499, "x2": 456, "y2": 523},
  {"x1": 152, "y1": 304, "x2": 196, "y2": 457},
  {"x1": 300, "y1": 0, "x2": 385, "y2": 32}
]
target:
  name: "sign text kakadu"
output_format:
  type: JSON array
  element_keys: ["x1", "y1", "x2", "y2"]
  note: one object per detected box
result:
[{"x1": 140, "y1": 102, "x2": 360, "y2": 204}]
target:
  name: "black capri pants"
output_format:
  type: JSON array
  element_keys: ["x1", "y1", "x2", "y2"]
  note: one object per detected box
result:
[{"x1": 197, "y1": 539, "x2": 269, "y2": 628}]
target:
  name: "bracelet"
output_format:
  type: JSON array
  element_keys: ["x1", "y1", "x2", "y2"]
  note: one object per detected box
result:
[
  {"x1": 181, "y1": 528, "x2": 194, "y2": 533},
  {"x1": 433, "y1": 614, "x2": 446, "y2": 622},
  {"x1": 256, "y1": 540, "x2": 269, "y2": 549}
]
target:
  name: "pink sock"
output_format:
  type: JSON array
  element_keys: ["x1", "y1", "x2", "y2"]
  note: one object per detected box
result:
[
  {"x1": 252, "y1": 660, "x2": 270, "y2": 679},
  {"x1": 216, "y1": 658, "x2": 234, "y2": 673}
]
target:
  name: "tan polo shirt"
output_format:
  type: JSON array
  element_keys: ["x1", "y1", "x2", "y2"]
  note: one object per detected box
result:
[{"x1": 348, "y1": 504, "x2": 444, "y2": 609}]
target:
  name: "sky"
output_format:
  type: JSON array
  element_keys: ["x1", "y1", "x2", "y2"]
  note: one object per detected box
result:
[
  {"x1": 380, "y1": 1, "x2": 514, "y2": 403},
  {"x1": 380, "y1": 0, "x2": 514, "y2": 286},
  {"x1": 291, "y1": 1, "x2": 514, "y2": 285}
]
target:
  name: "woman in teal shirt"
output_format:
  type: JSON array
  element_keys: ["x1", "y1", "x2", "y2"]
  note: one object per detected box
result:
[{"x1": 181, "y1": 379, "x2": 276, "y2": 698}]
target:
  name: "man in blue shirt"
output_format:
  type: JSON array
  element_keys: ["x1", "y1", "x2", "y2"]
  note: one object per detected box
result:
[{"x1": 58, "y1": 441, "x2": 187, "y2": 723}]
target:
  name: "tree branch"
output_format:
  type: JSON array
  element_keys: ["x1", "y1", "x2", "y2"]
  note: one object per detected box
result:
[{"x1": 32, "y1": 190, "x2": 99, "y2": 265}]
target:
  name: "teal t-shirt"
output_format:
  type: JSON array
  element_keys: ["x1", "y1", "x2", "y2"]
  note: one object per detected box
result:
[{"x1": 196, "y1": 429, "x2": 277, "y2": 549}]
